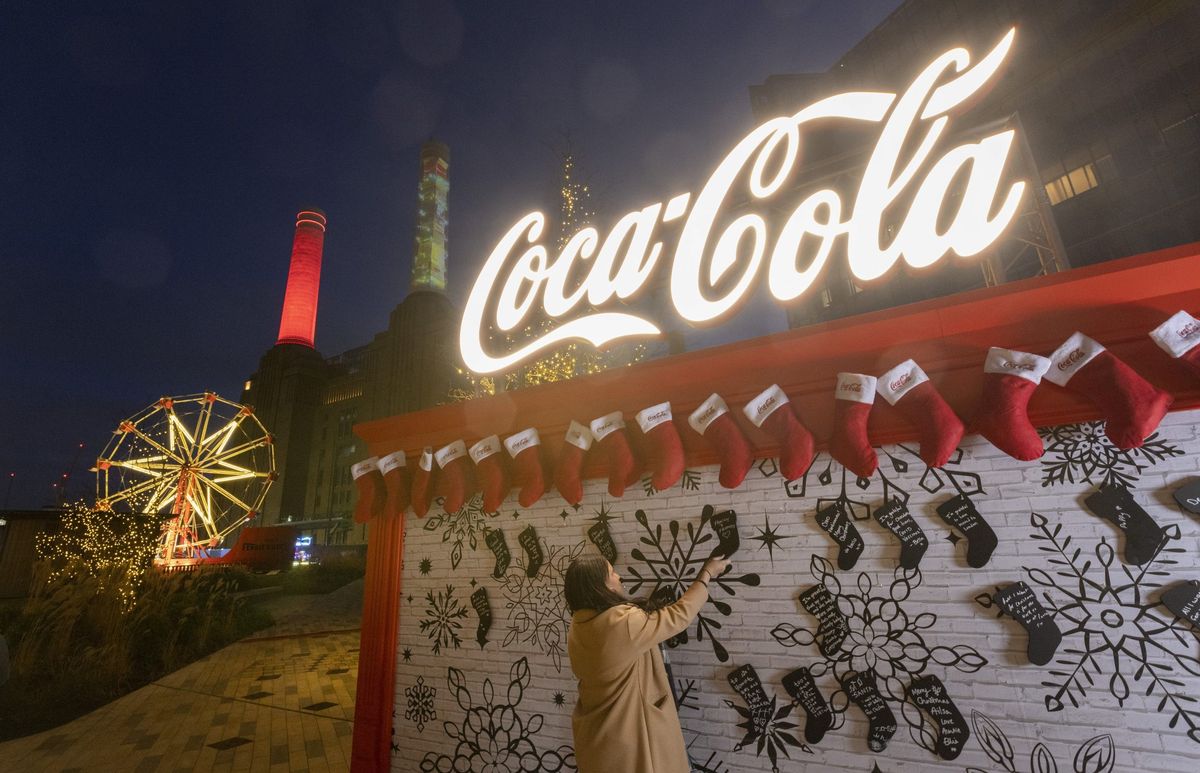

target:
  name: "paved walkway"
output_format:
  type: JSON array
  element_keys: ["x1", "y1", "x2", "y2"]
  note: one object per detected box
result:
[{"x1": 0, "y1": 579, "x2": 363, "y2": 772}]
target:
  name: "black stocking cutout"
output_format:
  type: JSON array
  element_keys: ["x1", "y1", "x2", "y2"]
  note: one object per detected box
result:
[
  {"x1": 484, "y1": 529, "x2": 511, "y2": 579},
  {"x1": 798, "y1": 584, "x2": 849, "y2": 656},
  {"x1": 1161, "y1": 580, "x2": 1200, "y2": 631},
  {"x1": 782, "y1": 667, "x2": 831, "y2": 745},
  {"x1": 727, "y1": 664, "x2": 773, "y2": 746},
  {"x1": 1174, "y1": 478, "x2": 1200, "y2": 515},
  {"x1": 934, "y1": 493, "x2": 996, "y2": 568},
  {"x1": 906, "y1": 674, "x2": 968, "y2": 760},
  {"x1": 873, "y1": 499, "x2": 929, "y2": 569},
  {"x1": 841, "y1": 670, "x2": 896, "y2": 752},
  {"x1": 587, "y1": 520, "x2": 617, "y2": 564},
  {"x1": 517, "y1": 524, "x2": 543, "y2": 578},
  {"x1": 470, "y1": 587, "x2": 492, "y2": 648},
  {"x1": 994, "y1": 580, "x2": 1061, "y2": 665},
  {"x1": 708, "y1": 507, "x2": 740, "y2": 559},
  {"x1": 1084, "y1": 485, "x2": 1165, "y2": 566},
  {"x1": 815, "y1": 504, "x2": 864, "y2": 570}
]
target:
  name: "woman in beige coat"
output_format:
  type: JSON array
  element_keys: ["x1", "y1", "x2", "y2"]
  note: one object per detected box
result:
[{"x1": 565, "y1": 553, "x2": 731, "y2": 773}]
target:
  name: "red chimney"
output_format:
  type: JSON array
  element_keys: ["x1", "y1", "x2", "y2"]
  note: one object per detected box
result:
[{"x1": 275, "y1": 208, "x2": 327, "y2": 348}]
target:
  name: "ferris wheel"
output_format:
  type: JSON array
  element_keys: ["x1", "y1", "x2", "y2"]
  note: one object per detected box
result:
[{"x1": 94, "y1": 392, "x2": 276, "y2": 566}]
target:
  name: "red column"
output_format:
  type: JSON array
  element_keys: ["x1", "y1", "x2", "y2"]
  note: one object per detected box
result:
[{"x1": 276, "y1": 208, "x2": 327, "y2": 347}]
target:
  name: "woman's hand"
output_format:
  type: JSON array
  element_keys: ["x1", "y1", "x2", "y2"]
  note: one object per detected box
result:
[{"x1": 700, "y1": 555, "x2": 731, "y2": 583}]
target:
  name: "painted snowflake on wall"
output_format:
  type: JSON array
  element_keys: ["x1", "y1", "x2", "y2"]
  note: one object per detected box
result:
[
  {"x1": 967, "y1": 709, "x2": 1116, "y2": 772},
  {"x1": 404, "y1": 675, "x2": 437, "y2": 732},
  {"x1": 423, "y1": 492, "x2": 489, "y2": 569},
  {"x1": 419, "y1": 584, "x2": 469, "y2": 655},
  {"x1": 500, "y1": 538, "x2": 585, "y2": 672},
  {"x1": 772, "y1": 555, "x2": 986, "y2": 752},
  {"x1": 1038, "y1": 421, "x2": 1184, "y2": 489},
  {"x1": 786, "y1": 445, "x2": 983, "y2": 522},
  {"x1": 642, "y1": 469, "x2": 703, "y2": 496},
  {"x1": 623, "y1": 505, "x2": 761, "y2": 662},
  {"x1": 420, "y1": 657, "x2": 576, "y2": 773},
  {"x1": 976, "y1": 512, "x2": 1200, "y2": 744}
]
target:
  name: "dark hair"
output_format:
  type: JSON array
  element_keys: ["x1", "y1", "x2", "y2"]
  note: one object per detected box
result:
[{"x1": 564, "y1": 555, "x2": 633, "y2": 614}]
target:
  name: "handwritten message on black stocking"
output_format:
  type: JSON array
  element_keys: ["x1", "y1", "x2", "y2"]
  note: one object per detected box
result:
[
  {"x1": 934, "y1": 493, "x2": 996, "y2": 568},
  {"x1": 841, "y1": 670, "x2": 896, "y2": 752},
  {"x1": 815, "y1": 504, "x2": 864, "y2": 570},
  {"x1": 907, "y1": 674, "x2": 968, "y2": 760},
  {"x1": 470, "y1": 587, "x2": 492, "y2": 648},
  {"x1": 873, "y1": 498, "x2": 929, "y2": 569},
  {"x1": 587, "y1": 520, "x2": 617, "y2": 564},
  {"x1": 1161, "y1": 580, "x2": 1200, "y2": 632},
  {"x1": 799, "y1": 584, "x2": 849, "y2": 656},
  {"x1": 1084, "y1": 485, "x2": 1165, "y2": 566},
  {"x1": 727, "y1": 664, "x2": 773, "y2": 745},
  {"x1": 782, "y1": 666, "x2": 831, "y2": 745},
  {"x1": 708, "y1": 507, "x2": 740, "y2": 559},
  {"x1": 517, "y1": 524, "x2": 543, "y2": 577},
  {"x1": 484, "y1": 528, "x2": 511, "y2": 579},
  {"x1": 994, "y1": 580, "x2": 1061, "y2": 665}
]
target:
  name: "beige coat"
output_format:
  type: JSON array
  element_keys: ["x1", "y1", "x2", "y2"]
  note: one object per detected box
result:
[{"x1": 567, "y1": 583, "x2": 708, "y2": 773}]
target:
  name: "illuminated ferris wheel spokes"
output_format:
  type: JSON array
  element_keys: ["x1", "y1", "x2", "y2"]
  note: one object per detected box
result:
[{"x1": 94, "y1": 392, "x2": 275, "y2": 566}]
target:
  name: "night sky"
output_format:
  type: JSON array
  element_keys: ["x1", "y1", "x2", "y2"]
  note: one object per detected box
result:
[{"x1": 0, "y1": 0, "x2": 902, "y2": 508}]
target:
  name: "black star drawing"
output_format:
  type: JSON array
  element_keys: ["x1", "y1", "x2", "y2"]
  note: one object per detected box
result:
[
  {"x1": 418, "y1": 557, "x2": 433, "y2": 575},
  {"x1": 559, "y1": 509, "x2": 571, "y2": 521},
  {"x1": 572, "y1": 503, "x2": 581, "y2": 511},
  {"x1": 406, "y1": 594, "x2": 414, "y2": 604},
  {"x1": 402, "y1": 648, "x2": 413, "y2": 663},
  {"x1": 552, "y1": 691, "x2": 566, "y2": 707},
  {"x1": 510, "y1": 510, "x2": 520, "y2": 519},
  {"x1": 469, "y1": 578, "x2": 477, "y2": 587},
  {"x1": 750, "y1": 514, "x2": 789, "y2": 563},
  {"x1": 945, "y1": 531, "x2": 962, "y2": 545},
  {"x1": 588, "y1": 501, "x2": 616, "y2": 528}
]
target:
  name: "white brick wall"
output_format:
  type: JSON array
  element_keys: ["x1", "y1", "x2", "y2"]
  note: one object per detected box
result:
[{"x1": 392, "y1": 410, "x2": 1200, "y2": 772}]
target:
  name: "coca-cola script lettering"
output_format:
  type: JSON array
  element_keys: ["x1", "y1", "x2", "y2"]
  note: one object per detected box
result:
[{"x1": 461, "y1": 30, "x2": 1024, "y2": 373}]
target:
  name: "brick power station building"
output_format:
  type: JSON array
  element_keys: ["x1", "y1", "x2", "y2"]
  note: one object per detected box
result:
[{"x1": 240, "y1": 140, "x2": 456, "y2": 547}]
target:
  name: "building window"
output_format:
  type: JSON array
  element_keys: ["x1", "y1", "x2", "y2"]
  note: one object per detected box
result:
[{"x1": 1044, "y1": 161, "x2": 1100, "y2": 205}]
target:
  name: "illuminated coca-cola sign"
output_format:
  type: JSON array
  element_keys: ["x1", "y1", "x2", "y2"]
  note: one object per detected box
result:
[{"x1": 461, "y1": 30, "x2": 1023, "y2": 374}]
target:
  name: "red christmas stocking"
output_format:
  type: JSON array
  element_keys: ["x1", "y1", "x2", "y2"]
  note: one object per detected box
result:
[
  {"x1": 877, "y1": 360, "x2": 964, "y2": 468},
  {"x1": 379, "y1": 450, "x2": 409, "y2": 518},
  {"x1": 1151, "y1": 310, "x2": 1200, "y2": 379},
  {"x1": 410, "y1": 448, "x2": 434, "y2": 518},
  {"x1": 434, "y1": 440, "x2": 472, "y2": 513},
  {"x1": 504, "y1": 428, "x2": 545, "y2": 507},
  {"x1": 351, "y1": 457, "x2": 385, "y2": 524},
  {"x1": 743, "y1": 384, "x2": 814, "y2": 481},
  {"x1": 554, "y1": 421, "x2": 593, "y2": 506},
  {"x1": 830, "y1": 373, "x2": 878, "y2": 477},
  {"x1": 973, "y1": 348, "x2": 1051, "y2": 461},
  {"x1": 470, "y1": 435, "x2": 508, "y2": 514},
  {"x1": 590, "y1": 412, "x2": 641, "y2": 498},
  {"x1": 636, "y1": 402, "x2": 684, "y2": 491},
  {"x1": 1045, "y1": 332, "x2": 1173, "y2": 449},
  {"x1": 689, "y1": 393, "x2": 753, "y2": 489}
]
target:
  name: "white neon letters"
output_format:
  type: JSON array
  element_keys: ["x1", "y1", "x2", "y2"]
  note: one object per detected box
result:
[{"x1": 461, "y1": 29, "x2": 1024, "y2": 374}]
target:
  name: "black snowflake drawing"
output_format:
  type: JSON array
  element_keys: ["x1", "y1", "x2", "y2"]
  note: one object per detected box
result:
[
  {"x1": 553, "y1": 691, "x2": 566, "y2": 708},
  {"x1": 404, "y1": 675, "x2": 437, "y2": 733},
  {"x1": 418, "y1": 557, "x2": 433, "y2": 575},
  {"x1": 401, "y1": 647, "x2": 413, "y2": 663},
  {"x1": 675, "y1": 679, "x2": 700, "y2": 711},
  {"x1": 419, "y1": 584, "x2": 469, "y2": 655},
  {"x1": 624, "y1": 505, "x2": 762, "y2": 662},
  {"x1": 967, "y1": 709, "x2": 1116, "y2": 772},
  {"x1": 1038, "y1": 421, "x2": 1184, "y2": 489},
  {"x1": 976, "y1": 512, "x2": 1200, "y2": 744},
  {"x1": 391, "y1": 708, "x2": 400, "y2": 754},
  {"x1": 786, "y1": 444, "x2": 983, "y2": 523},
  {"x1": 772, "y1": 555, "x2": 986, "y2": 752},
  {"x1": 500, "y1": 539, "x2": 585, "y2": 672},
  {"x1": 420, "y1": 657, "x2": 576, "y2": 772},
  {"x1": 423, "y1": 492, "x2": 489, "y2": 569},
  {"x1": 691, "y1": 748, "x2": 730, "y2": 773},
  {"x1": 642, "y1": 468, "x2": 703, "y2": 496},
  {"x1": 724, "y1": 691, "x2": 811, "y2": 771}
]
